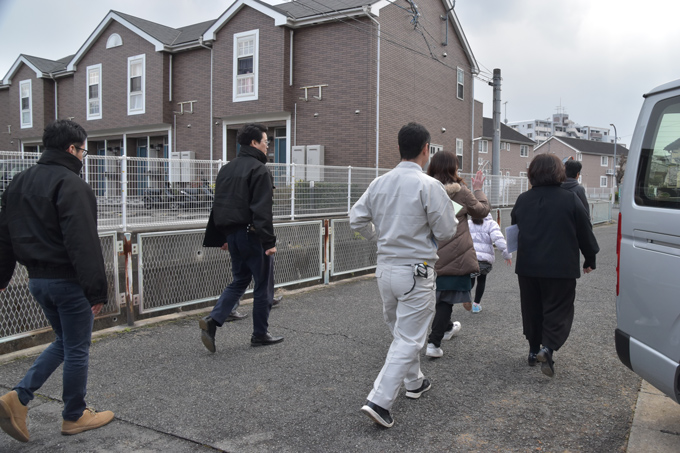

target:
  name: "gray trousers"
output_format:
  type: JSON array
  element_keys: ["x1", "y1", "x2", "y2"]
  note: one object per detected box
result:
[{"x1": 368, "y1": 264, "x2": 436, "y2": 410}]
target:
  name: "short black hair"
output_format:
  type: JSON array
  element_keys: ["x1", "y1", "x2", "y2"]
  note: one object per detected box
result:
[
  {"x1": 564, "y1": 159, "x2": 582, "y2": 178},
  {"x1": 398, "y1": 122, "x2": 430, "y2": 160},
  {"x1": 42, "y1": 119, "x2": 87, "y2": 152},
  {"x1": 236, "y1": 123, "x2": 268, "y2": 146},
  {"x1": 528, "y1": 153, "x2": 566, "y2": 186}
]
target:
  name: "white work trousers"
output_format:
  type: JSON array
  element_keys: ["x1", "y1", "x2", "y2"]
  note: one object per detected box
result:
[{"x1": 368, "y1": 263, "x2": 436, "y2": 410}]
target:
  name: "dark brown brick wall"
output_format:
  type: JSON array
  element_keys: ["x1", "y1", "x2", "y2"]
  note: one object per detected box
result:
[
  {"x1": 0, "y1": 89, "x2": 12, "y2": 150},
  {"x1": 169, "y1": 48, "x2": 212, "y2": 159},
  {"x1": 74, "y1": 21, "x2": 164, "y2": 131},
  {"x1": 213, "y1": 8, "x2": 287, "y2": 116},
  {"x1": 289, "y1": 19, "x2": 376, "y2": 167},
  {"x1": 5, "y1": 65, "x2": 45, "y2": 145},
  {"x1": 378, "y1": 2, "x2": 475, "y2": 170}
]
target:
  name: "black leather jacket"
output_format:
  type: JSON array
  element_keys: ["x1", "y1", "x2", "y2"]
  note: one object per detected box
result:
[
  {"x1": 212, "y1": 145, "x2": 276, "y2": 249},
  {"x1": 0, "y1": 149, "x2": 108, "y2": 305}
]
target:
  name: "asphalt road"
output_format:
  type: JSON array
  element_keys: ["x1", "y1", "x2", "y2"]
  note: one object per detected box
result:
[{"x1": 0, "y1": 222, "x2": 641, "y2": 452}]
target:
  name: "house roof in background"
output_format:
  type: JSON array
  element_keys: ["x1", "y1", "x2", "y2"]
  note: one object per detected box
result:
[
  {"x1": 537, "y1": 136, "x2": 629, "y2": 156},
  {"x1": 482, "y1": 118, "x2": 536, "y2": 145}
]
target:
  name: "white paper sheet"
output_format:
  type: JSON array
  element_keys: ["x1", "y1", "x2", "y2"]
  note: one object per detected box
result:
[{"x1": 505, "y1": 224, "x2": 519, "y2": 253}]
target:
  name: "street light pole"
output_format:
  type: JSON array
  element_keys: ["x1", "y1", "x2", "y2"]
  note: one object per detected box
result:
[{"x1": 610, "y1": 123, "x2": 618, "y2": 198}]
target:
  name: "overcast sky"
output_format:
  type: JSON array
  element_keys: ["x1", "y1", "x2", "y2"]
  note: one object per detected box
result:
[{"x1": 2, "y1": 0, "x2": 680, "y2": 143}]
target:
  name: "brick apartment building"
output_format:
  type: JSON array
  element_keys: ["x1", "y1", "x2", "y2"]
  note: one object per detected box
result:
[
  {"x1": 0, "y1": 0, "x2": 479, "y2": 183},
  {"x1": 534, "y1": 136, "x2": 628, "y2": 194}
]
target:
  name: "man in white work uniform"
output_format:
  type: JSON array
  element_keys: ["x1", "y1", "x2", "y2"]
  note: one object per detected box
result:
[{"x1": 350, "y1": 122, "x2": 457, "y2": 428}]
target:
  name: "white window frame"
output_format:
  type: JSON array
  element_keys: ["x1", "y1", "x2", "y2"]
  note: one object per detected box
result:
[
  {"x1": 519, "y1": 171, "x2": 527, "y2": 177},
  {"x1": 106, "y1": 33, "x2": 122, "y2": 49},
  {"x1": 479, "y1": 140, "x2": 488, "y2": 154},
  {"x1": 577, "y1": 152, "x2": 582, "y2": 161},
  {"x1": 578, "y1": 175, "x2": 582, "y2": 184},
  {"x1": 428, "y1": 143, "x2": 443, "y2": 166},
  {"x1": 600, "y1": 176, "x2": 608, "y2": 187},
  {"x1": 520, "y1": 145, "x2": 528, "y2": 157},
  {"x1": 456, "y1": 139, "x2": 464, "y2": 156},
  {"x1": 127, "y1": 54, "x2": 145, "y2": 115},
  {"x1": 456, "y1": 67, "x2": 464, "y2": 100},
  {"x1": 19, "y1": 79, "x2": 32, "y2": 129},
  {"x1": 86, "y1": 64, "x2": 102, "y2": 120},
  {"x1": 601, "y1": 155, "x2": 608, "y2": 166},
  {"x1": 233, "y1": 29, "x2": 259, "y2": 102}
]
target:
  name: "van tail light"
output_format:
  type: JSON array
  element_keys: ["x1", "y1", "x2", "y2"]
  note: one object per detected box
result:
[{"x1": 616, "y1": 212, "x2": 622, "y2": 296}]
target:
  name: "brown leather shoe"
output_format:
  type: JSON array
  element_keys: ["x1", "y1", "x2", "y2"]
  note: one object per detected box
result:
[
  {"x1": 0, "y1": 390, "x2": 29, "y2": 442},
  {"x1": 61, "y1": 408, "x2": 114, "y2": 435}
]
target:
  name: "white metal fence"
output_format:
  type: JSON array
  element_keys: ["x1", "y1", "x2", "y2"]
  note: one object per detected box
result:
[{"x1": 1, "y1": 152, "x2": 531, "y2": 229}]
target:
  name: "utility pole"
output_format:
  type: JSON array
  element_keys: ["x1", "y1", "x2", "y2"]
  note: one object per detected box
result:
[{"x1": 491, "y1": 69, "x2": 502, "y2": 207}]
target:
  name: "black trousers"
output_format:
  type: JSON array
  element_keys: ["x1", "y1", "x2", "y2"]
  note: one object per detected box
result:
[
  {"x1": 470, "y1": 274, "x2": 487, "y2": 303},
  {"x1": 428, "y1": 300, "x2": 454, "y2": 348},
  {"x1": 517, "y1": 275, "x2": 577, "y2": 352}
]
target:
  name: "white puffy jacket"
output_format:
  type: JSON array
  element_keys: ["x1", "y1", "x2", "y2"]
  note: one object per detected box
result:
[{"x1": 468, "y1": 214, "x2": 512, "y2": 264}]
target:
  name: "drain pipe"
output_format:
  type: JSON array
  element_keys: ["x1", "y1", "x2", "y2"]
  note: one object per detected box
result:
[
  {"x1": 365, "y1": 6, "x2": 380, "y2": 177},
  {"x1": 199, "y1": 38, "x2": 214, "y2": 180},
  {"x1": 49, "y1": 73, "x2": 58, "y2": 120}
]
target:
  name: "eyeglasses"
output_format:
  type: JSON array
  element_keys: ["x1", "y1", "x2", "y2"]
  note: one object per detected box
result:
[{"x1": 73, "y1": 146, "x2": 88, "y2": 157}]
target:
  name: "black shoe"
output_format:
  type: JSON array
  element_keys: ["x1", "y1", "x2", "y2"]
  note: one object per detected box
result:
[
  {"x1": 536, "y1": 347, "x2": 555, "y2": 377},
  {"x1": 225, "y1": 310, "x2": 248, "y2": 322},
  {"x1": 199, "y1": 316, "x2": 217, "y2": 353},
  {"x1": 405, "y1": 378, "x2": 432, "y2": 399},
  {"x1": 528, "y1": 352, "x2": 538, "y2": 367},
  {"x1": 272, "y1": 296, "x2": 282, "y2": 308},
  {"x1": 361, "y1": 401, "x2": 394, "y2": 428},
  {"x1": 251, "y1": 332, "x2": 284, "y2": 347}
]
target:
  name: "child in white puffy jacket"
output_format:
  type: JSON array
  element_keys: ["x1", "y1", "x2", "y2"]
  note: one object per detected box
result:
[{"x1": 468, "y1": 213, "x2": 512, "y2": 313}]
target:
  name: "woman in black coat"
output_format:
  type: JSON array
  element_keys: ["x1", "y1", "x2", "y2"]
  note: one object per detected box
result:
[{"x1": 510, "y1": 153, "x2": 599, "y2": 377}]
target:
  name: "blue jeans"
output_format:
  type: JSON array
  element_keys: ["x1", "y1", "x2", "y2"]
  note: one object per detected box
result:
[
  {"x1": 210, "y1": 229, "x2": 274, "y2": 337},
  {"x1": 14, "y1": 279, "x2": 94, "y2": 421}
]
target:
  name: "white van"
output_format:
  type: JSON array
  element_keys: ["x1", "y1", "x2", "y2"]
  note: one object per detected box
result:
[{"x1": 616, "y1": 79, "x2": 680, "y2": 403}]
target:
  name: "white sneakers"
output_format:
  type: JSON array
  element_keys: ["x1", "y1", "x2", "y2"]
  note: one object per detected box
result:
[
  {"x1": 443, "y1": 321, "x2": 462, "y2": 341},
  {"x1": 426, "y1": 343, "x2": 443, "y2": 358}
]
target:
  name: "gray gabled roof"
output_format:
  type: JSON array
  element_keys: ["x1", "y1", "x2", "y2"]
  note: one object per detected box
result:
[
  {"x1": 482, "y1": 118, "x2": 536, "y2": 145},
  {"x1": 273, "y1": 0, "x2": 372, "y2": 18},
  {"x1": 111, "y1": 11, "x2": 215, "y2": 46},
  {"x1": 22, "y1": 54, "x2": 72, "y2": 74},
  {"x1": 543, "y1": 136, "x2": 629, "y2": 157}
]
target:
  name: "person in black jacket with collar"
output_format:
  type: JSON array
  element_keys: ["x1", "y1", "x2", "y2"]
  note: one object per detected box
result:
[
  {"x1": 561, "y1": 159, "x2": 590, "y2": 220},
  {"x1": 0, "y1": 120, "x2": 113, "y2": 443},
  {"x1": 200, "y1": 123, "x2": 283, "y2": 352},
  {"x1": 511, "y1": 153, "x2": 599, "y2": 378}
]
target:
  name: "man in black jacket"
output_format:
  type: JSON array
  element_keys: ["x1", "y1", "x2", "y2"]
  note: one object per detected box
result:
[
  {"x1": 200, "y1": 123, "x2": 283, "y2": 352},
  {"x1": 0, "y1": 120, "x2": 114, "y2": 443},
  {"x1": 562, "y1": 159, "x2": 590, "y2": 220}
]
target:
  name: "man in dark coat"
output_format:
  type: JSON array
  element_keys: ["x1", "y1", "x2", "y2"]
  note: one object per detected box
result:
[
  {"x1": 199, "y1": 123, "x2": 283, "y2": 352},
  {"x1": 0, "y1": 120, "x2": 114, "y2": 443},
  {"x1": 562, "y1": 159, "x2": 590, "y2": 219}
]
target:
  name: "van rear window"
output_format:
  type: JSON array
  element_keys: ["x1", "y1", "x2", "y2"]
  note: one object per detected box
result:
[{"x1": 636, "y1": 95, "x2": 680, "y2": 209}]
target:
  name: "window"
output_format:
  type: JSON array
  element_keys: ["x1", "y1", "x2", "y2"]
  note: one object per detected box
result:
[
  {"x1": 456, "y1": 67, "x2": 464, "y2": 100},
  {"x1": 128, "y1": 54, "x2": 145, "y2": 115},
  {"x1": 19, "y1": 80, "x2": 32, "y2": 128},
  {"x1": 527, "y1": 133, "x2": 533, "y2": 138},
  {"x1": 428, "y1": 144, "x2": 443, "y2": 168},
  {"x1": 578, "y1": 175, "x2": 582, "y2": 184},
  {"x1": 600, "y1": 176, "x2": 608, "y2": 187},
  {"x1": 527, "y1": 124, "x2": 533, "y2": 129},
  {"x1": 456, "y1": 138, "x2": 464, "y2": 169},
  {"x1": 520, "y1": 171, "x2": 527, "y2": 177},
  {"x1": 478, "y1": 140, "x2": 488, "y2": 154},
  {"x1": 601, "y1": 155, "x2": 608, "y2": 166},
  {"x1": 634, "y1": 94, "x2": 680, "y2": 209},
  {"x1": 233, "y1": 30, "x2": 259, "y2": 102},
  {"x1": 520, "y1": 145, "x2": 528, "y2": 157},
  {"x1": 106, "y1": 33, "x2": 122, "y2": 49},
  {"x1": 87, "y1": 64, "x2": 102, "y2": 120},
  {"x1": 578, "y1": 153, "x2": 583, "y2": 161}
]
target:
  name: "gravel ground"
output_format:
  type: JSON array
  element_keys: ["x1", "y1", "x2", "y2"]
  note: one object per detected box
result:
[{"x1": 0, "y1": 222, "x2": 640, "y2": 452}]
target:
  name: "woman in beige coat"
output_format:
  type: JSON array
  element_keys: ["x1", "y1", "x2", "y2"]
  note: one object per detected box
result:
[{"x1": 426, "y1": 151, "x2": 489, "y2": 358}]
